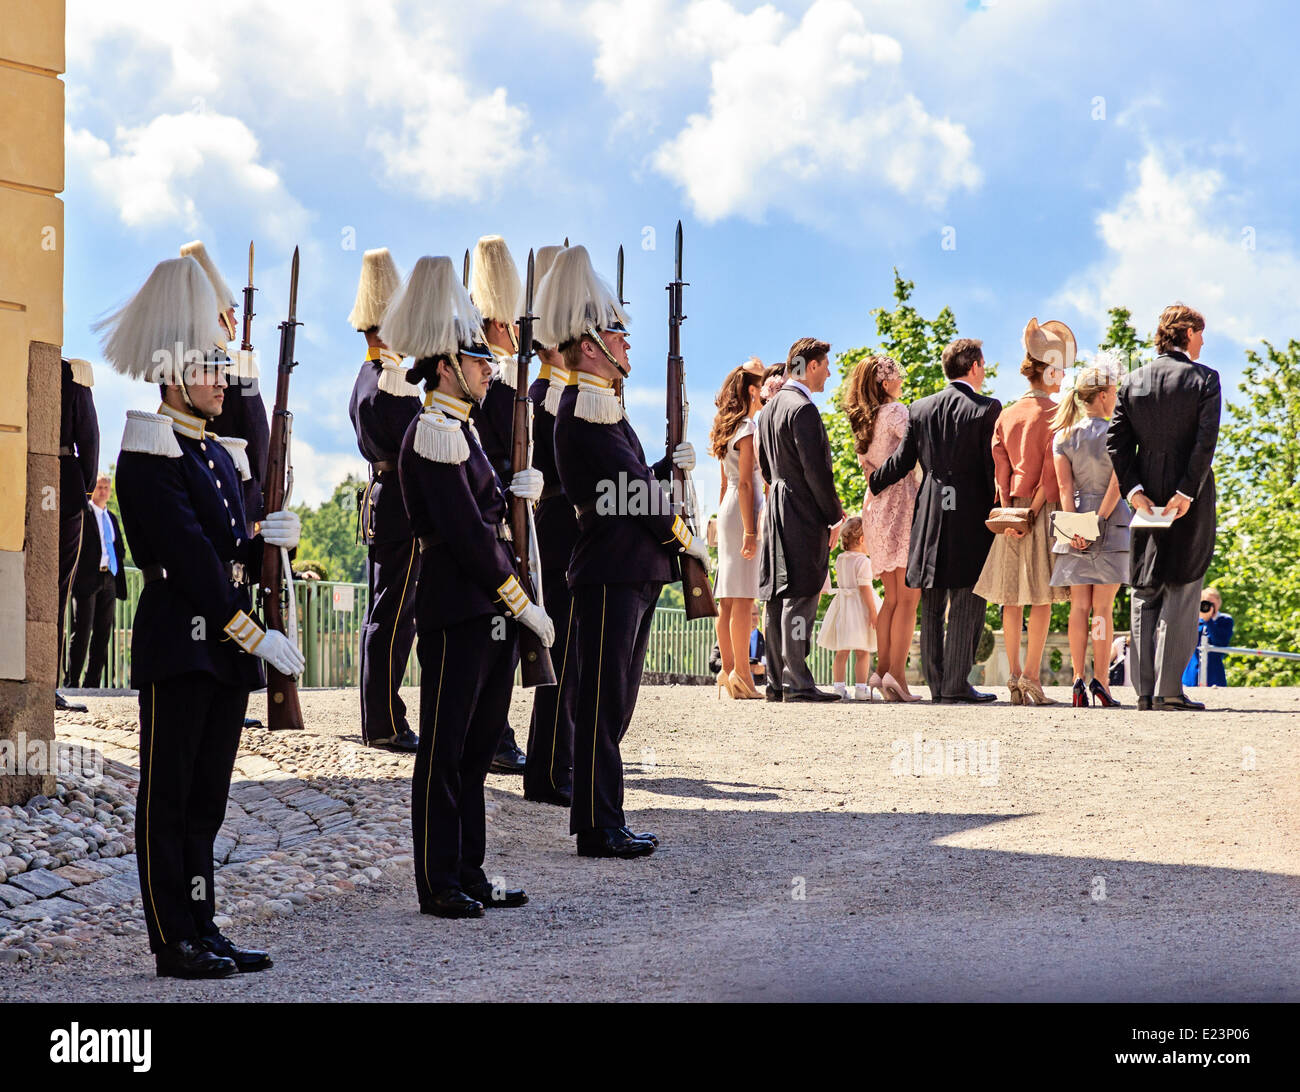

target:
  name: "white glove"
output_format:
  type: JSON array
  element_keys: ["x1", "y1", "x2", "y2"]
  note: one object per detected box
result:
[
  {"x1": 260, "y1": 509, "x2": 301, "y2": 549},
  {"x1": 684, "y1": 532, "x2": 710, "y2": 565},
  {"x1": 508, "y1": 468, "x2": 544, "y2": 501},
  {"x1": 672, "y1": 441, "x2": 696, "y2": 472},
  {"x1": 517, "y1": 601, "x2": 555, "y2": 647},
  {"x1": 255, "y1": 628, "x2": 305, "y2": 677}
]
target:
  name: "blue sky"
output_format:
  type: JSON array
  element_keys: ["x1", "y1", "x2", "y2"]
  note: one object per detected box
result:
[{"x1": 64, "y1": 0, "x2": 1300, "y2": 509}]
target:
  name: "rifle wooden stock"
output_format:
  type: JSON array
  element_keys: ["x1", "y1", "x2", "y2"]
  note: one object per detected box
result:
[
  {"x1": 509, "y1": 250, "x2": 556, "y2": 687},
  {"x1": 260, "y1": 249, "x2": 305, "y2": 730},
  {"x1": 666, "y1": 223, "x2": 717, "y2": 620}
]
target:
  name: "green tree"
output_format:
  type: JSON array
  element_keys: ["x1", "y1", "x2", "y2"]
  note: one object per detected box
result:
[
  {"x1": 1205, "y1": 338, "x2": 1300, "y2": 684},
  {"x1": 1099, "y1": 306, "x2": 1154, "y2": 373},
  {"x1": 826, "y1": 269, "x2": 961, "y2": 514},
  {"x1": 295, "y1": 475, "x2": 367, "y2": 583}
]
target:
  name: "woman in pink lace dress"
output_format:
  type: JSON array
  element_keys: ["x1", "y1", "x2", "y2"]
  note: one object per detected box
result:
[{"x1": 844, "y1": 355, "x2": 921, "y2": 701}]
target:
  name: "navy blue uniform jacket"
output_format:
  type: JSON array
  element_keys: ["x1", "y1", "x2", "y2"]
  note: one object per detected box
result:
[
  {"x1": 348, "y1": 357, "x2": 422, "y2": 544},
  {"x1": 552, "y1": 383, "x2": 680, "y2": 588},
  {"x1": 116, "y1": 428, "x2": 264, "y2": 691}
]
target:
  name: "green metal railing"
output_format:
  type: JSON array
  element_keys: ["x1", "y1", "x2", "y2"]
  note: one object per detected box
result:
[{"x1": 65, "y1": 571, "x2": 848, "y2": 689}]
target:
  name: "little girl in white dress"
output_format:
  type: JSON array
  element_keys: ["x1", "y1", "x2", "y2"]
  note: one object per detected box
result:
[{"x1": 817, "y1": 517, "x2": 882, "y2": 700}]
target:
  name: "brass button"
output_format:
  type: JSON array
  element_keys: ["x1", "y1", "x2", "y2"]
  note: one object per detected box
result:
[
  {"x1": 208, "y1": 460, "x2": 215, "y2": 469},
  {"x1": 200, "y1": 442, "x2": 207, "y2": 451}
]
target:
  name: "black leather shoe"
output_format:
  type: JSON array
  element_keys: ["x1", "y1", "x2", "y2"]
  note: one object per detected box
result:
[
  {"x1": 941, "y1": 688, "x2": 997, "y2": 704},
  {"x1": 1137, "y1": 695, "x2": 1154, "y2": 711},
  {"x1": 523, "y1": 786, "x2": 572, "y2": 806},
  {"x1": 576, "y1": 827, "x2": 656, "y2": 858},
  {"x1": 200, "y1": 932, "x2": 272, "y2": 973},
  {"x1": 490, "y1": 741, "x2": 527, "y2": 775},
  {"x1": 55, "y1": 692, "x2": 87, "y2": 713},
  {"x1": 420, "y1": 888, "x2": 484, "y2": 918},
  {"x1": 464, "y1": 881, "x2": 529, "y2": 908},
  {"x1": 155, "y1": 938, "x2": 238, "y2": 979},
  {"x1": 1155, "y1": 693, "x2": 1206, "y2": 711},
  {"x1": 764, "y1": 687, "x2": 784, "y2": 702},
  {"x1": 785, "y1": 689, "x2": 843, "y2": 703},
  {"x1": 368, "y1": 727, "x2": 419, "y2": 753},
  {"x1": 243, "y1": 715, "x2": 264, "y2": 729},
  {"x1": 620, "y1": 826, "x2": 659, "y2": 847}
]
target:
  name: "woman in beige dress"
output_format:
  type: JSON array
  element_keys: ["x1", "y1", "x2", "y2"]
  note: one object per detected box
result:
[
  {"x1": 974, "y1": 319, "x2": 1071, "y2": 706},
  {"x1": 709, "y1": 359, "x2": 765, "y2": 699}
]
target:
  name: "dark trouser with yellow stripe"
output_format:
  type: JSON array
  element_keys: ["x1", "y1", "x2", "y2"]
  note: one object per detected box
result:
[
  {"x1": 569, "y1": 581, "x2": 662, "y2": 835},
  {"x1": 524, "y1": 566, "x2": 578, "y2": 797},
  {"x1": 360, "y1": 537, "x2": 420, "y2": 742},
  {"x1": 412, "y1": 615, "x2": 516, "y2": 902},
  {"x1": 136, "y1": 672, "x2": 247, "y2": 953}
]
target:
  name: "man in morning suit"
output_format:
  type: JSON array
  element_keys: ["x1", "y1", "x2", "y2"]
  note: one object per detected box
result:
[
  {"x1": 1107, "y1": 303, "x2": 1220, "y2": 711},
  {"x1": 56, "y1": 357, "x2": 99, "y2": 711},
  {"x1": 869, "y1": 338, "x2": 1001, "y2": 703},
  {"x1": 67, "y1": 472, "x2": 127, "y2": 688},
  {"x1": 757, "y1": 337, "x2": 845, "y2": 702}
]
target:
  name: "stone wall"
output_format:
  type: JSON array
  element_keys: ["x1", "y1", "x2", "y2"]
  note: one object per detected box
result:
[{"x1": 0, "y1": 2, "x2": 65, "y2": 804}]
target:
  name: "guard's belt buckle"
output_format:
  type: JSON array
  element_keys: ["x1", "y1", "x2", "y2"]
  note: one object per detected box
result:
[{"x1": 229, "y1": 561, "x2": 248, "y2": 586}]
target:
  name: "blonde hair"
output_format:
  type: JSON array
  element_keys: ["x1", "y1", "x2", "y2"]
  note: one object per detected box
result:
[{"x1": 1051, "y1": 353, "x2": 1122, "y2": 437}]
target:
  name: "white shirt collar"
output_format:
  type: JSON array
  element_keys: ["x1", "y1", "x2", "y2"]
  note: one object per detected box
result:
[{"x1": 786, "y1": 378, "x2": 813, "y2": 400}]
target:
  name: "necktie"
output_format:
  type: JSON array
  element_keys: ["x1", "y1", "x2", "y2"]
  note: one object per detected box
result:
[{"x1": 101, "y1": 509, "x2": 117, "y2": 576}]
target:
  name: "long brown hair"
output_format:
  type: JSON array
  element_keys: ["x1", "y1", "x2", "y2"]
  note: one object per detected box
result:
[
  {"x1": 843, "y1": 355, "x2": 899, "y2": 455},
  {"x1": 710, "y1": 359, "x2": 763, "y2": 459}
]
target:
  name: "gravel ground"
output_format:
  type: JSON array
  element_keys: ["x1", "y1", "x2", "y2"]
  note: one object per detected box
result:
[{"x1": 3, "y1": 683, "x2": 1297, "y2": 1002}]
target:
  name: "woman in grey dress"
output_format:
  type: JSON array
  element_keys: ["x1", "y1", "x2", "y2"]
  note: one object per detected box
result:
[
  {"x1": 709, "y1": 359, "x2": 765, "y2": 698},
  {"x1": 1050, "y1": 356, "x2": 1130, "y2": 707}
]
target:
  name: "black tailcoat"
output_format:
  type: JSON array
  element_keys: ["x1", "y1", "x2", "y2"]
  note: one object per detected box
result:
[
  {"x1": 870, "y1": 382, "x2": 1001, "y2": 590},
  {"x1": 1107, "y1": 351, "x2": 1220, "y2": 588}
]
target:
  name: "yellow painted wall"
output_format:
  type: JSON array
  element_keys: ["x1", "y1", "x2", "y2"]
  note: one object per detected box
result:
[{"x1": 0, "y1": 1, "x2": 65, "y2": 555}]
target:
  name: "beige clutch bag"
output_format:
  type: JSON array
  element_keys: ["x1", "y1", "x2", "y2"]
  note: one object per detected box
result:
[{"x1": 985, "y1": 507, "x2": 1033, "y2": 534}]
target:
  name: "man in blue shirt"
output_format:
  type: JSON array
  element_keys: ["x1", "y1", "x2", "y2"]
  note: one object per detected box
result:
[{"x1": 68, "y1": 472, "x2": 127, "y2": 687}]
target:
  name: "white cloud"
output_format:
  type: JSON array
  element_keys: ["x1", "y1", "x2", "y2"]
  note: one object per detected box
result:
[
  {"x1": 67, "y1": 112, "x2": 309, "y2": 246},
  {"x1": 66, "y1": 0, "x2": 533, "y2": 203},
  {"x1": 1055, "y1": 148, "x2": 1300, "y2": 348},
  {"x1": 586, "y1": 0, "x2": 979, "y2": 222},
  {"x1": 286, "y1": 438, "x2": 368, "y2": 510}
]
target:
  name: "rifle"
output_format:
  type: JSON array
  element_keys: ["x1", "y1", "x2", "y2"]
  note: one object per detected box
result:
[
  {"x1": 509, "y1": 251, "x2": 556, "y2": 687},
  {"x1": 615, "y1": 244, "x2": 626, "y2": 409},
  {"x1": 260, "y1": 247, "x2": 306, "y2": 730},
  {"x1": 240, "y1": 241, "x2": 256, "y2": 356},
  {"x1": 665, "y1": 221, "x2": 717, "y2": 620},
  {"x1": 462, "y1": 248, "x2": 470, "y2": 289}
]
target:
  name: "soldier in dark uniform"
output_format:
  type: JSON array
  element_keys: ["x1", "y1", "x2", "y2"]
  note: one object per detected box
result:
[
  {"x1": 347, "y1": 248, "x2": 421, "y2": 752},
  {"x1": 469, "y1": 234, "x2": 529, "y2": 776},
  {"x1": 56, "y1": 357, "x2": 99, "y2": 712},
  {"x1": 382, "y1": 255, "x2": 553, "y2": 917},
  {"x1": 181, "y1": 240, "x2": 271, "y2": 531},
  {"x1": 98, "y1": 256, "x2": 306, "y2": 978},
  {"x1": 522, "y1": 244, "x2": 579, "y2": 805},
  {"x1": 540, "y1": 246, "x2": 705, "y2": 858}
]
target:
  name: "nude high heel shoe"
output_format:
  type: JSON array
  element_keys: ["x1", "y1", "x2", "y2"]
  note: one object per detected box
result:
[
  {"x1": 729, "y1": 670, "x2": 761, "y2": 699},
  {"x1": 881, "y1": 672, "x2": 923, "y2": 703},
  {"x1": 1018, "y1": 675, "x2": 1057, "y2": 706},
  {"x1": 716, "y1": 670, "x2": 733, "y2": 699},
  {"x1": 867, "y1": 672, "x2": 883, "y2": 701}
]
